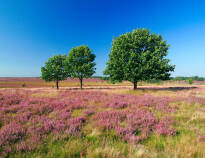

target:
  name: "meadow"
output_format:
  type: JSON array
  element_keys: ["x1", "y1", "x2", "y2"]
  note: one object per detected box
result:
[
  {"x1": 1, "y1": 78, "x2": 205, "y2": 157},
  {"x1": 0, "y1": 77, "x2": 200, "y2": 88}
]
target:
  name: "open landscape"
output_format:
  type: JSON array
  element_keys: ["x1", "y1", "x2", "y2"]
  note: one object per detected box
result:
[
  {"x1": 1, "y1": 1, "x2": 205, "y2": 157},
  {"x1": 1, "y1": 78, "x2": 205, "y2": 157}
]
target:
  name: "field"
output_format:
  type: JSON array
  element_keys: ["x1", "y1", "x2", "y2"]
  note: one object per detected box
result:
[
  {"x1": 1, "y1": 78, "x2": 205, "y2": 157},
  {"x1": 1, "y1": 77, "x2": 203, "y2": 89}
]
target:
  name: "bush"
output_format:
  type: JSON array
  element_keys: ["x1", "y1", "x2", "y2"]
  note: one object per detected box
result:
[
  {"x1": 21, "y1": 83, "x2": 26, "y2": 87},
  {"x1": 187, "y1": 78, "x2": 193, "y2": 84}
]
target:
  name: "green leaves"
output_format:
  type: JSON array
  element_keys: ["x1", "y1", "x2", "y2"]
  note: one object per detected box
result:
[
  {"x1": 41, "y1": 28, "x2": 174, "y2": 90},
  {"x1": 41, "y1": 55, "x2": 69, "y2": 89},
  {"x1": 66, "y1": 45, "x2": 96, "y2": 89},
  {"x1": 104, "y1": 28, "x2": 175, "y2": 89},
  {"x1": 67, "y1": 45, "x2": 96, "y2": 79},
  {"x1": 41, "y1": 46, "x2": 96, "y2": 89}
]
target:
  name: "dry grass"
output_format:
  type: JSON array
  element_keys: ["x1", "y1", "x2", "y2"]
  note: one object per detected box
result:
[{"x1": 2, "y1": 80, "x2": 205, "y2": 157}]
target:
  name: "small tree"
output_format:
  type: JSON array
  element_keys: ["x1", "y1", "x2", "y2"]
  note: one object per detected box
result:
[
  {"x1": 41, "y1": 55, "x2": 68, "y2": 89},
  {"x1": 21, "y1": 83, "x2": 26, "y2": 87},
  {"x1": 104, "y1": 28, "x2": 175, "y2": 90},
  {"x1": 187, "y1": 78, "x2": 193, "y2": 84},
  {"x1": 67, "y1": 45, "x2": 96, "y2": 89}
]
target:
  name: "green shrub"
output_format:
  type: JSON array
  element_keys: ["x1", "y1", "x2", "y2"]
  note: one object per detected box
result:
[
  {"x1": 22, "y1": 83, "x2": 26, "y2": 87},
  {"x1": 187, "y1": 78, "x2": 193, "y2": 84}
]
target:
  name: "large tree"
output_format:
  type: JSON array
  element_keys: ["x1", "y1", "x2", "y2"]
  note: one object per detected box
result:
[
  {"x1": 41, "y1": 55, "x2": 68, "y2": 89},
  {"x1": 104, "y1": 28, "x2": 175, "y2": 89},
  {"x1": 66, "y1": 45, "x2": 96, "y2": 89}
]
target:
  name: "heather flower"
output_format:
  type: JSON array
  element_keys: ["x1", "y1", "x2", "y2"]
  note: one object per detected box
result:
[
  {"x1": 0, "y1": 89, "x2": 181, "y2": 154},
  {"x1": 57, "y1": 111, "x2": 72, "y2": 120},
  {"x1": 15, "y1": 111, "x2": 32, "y2": 123},
  {"x1": 93, "y1": 111, "x2": 126, "y2": 130},
  {"x1": 127, "y1": 109, "x2": 158, "y2": 132},
  {"x1": 116, "y1": 109, "x2": 157, "y2": 143},
  {"x1": 0, "y1": 123, "x2": 26, "y2": 146},
  {"x1": 84, "y1": 109, "x2": 95, "y2": 116},
  {"x1": 66, "y1": 116, "x2": 87, "y2": 136},
  {"x1": 156, "y1": 116, "x2": 177, "y2": 136},
  {"x1": 16, "y1": 141, "x2": 27, "y2": 152}
]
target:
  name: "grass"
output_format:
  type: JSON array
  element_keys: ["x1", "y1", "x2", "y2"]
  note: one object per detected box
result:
[
  {"x1": 0, "y1": 77, "x2": 201, "y2": 89},
  {"x1": 1, "y1": 80, "x2": 205, "y2": 157},
  {"x1": 0, "y1": 80, "x2": 131, "y2": 88}
]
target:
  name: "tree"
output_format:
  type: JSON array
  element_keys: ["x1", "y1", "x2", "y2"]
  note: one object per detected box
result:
[
  {"x1": 66, "y1": 45, "x2": 96, "y2": 89},
  {"x1": 187, "y1": 78, "x2": 193, "y2": 84},
  {"x1": 104, "y1": 28, "x2": 175, "y2": 90},
  {"x1": 41, "y1": 55, "x2": 68, "y2": 89}
]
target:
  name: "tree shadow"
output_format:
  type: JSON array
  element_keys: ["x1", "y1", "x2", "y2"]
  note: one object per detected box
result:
[
  {"x1": 136, "y1": 86, "x2": 198, "y2": 91},
  {"x1": 62, "y1": 86, "x2": 198, "y2": 91},
  {"x1": 63, "y1": 86, "x2": 130, "y2": 90}
]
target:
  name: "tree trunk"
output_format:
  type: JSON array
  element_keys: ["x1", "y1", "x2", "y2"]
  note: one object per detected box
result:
[
  {"x1": 80, "y1": 78, "x2": 83, "y2": 90},
  {"x1": 56, "y1": 80, "x2": 59, "y2": 90},
  {"x1": 133, "y1": 81, "x2": 137, "y2": 90}
]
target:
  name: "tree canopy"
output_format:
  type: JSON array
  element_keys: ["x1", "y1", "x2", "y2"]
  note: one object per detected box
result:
[
  {"x1": 104, "y1": 28, "x2": 175, "y2": 89},
  {"x1": 66, "y1": 45, "x2": 96, "y2": 89},
  {"x1": 41, "y1": 55, "x2": 68, "y2": 89}
]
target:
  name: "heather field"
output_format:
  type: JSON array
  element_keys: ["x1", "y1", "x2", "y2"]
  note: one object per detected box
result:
[
  {"x1": 1, "y1": 83, "x2": 205, "y2": 157},
  {"x1": 0, "y1": 77, "x2": 201, "y2": 89},
  {"x1": 0, "y1": 78, "x2": 113, "y2": 88},
  {"x1": 2, "y1": 0, "x2": 205, "y2": 157}
]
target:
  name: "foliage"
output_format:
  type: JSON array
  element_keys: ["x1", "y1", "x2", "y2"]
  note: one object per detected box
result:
[
  {"x1": 21, "y1": 83, "x2": 26, "y2": 87},
  {"x1": 41, "y1": 55, "x2": 68, "y2": 89},
  {"x1": 104, "y1": 28, "x2": 175, "y2": 89},
  {"x1": 66, "y1": 45, "x2": 96, "y2": 89},
  {"x1": 173, "y1": 76, "x2": 205, "y2": 81},
  {"x1": 187, "y1": 78, "x2": 193, "y2": 84}
]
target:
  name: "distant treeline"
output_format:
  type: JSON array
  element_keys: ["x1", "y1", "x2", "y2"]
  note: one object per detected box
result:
[
  {"x1": 94, "y1": 76, "x2": 205, "y2": 83},
  {"x1": 171, "y1": 76, "x2": 205, "y2": 81},
  {"x1": 92, "y1": 76, "x2": 109, "y2": 80}
]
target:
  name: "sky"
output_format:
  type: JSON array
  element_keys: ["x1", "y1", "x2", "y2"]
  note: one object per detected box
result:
[{"x1": 0, "y1": 0, "x2": 205, "y2": 77}]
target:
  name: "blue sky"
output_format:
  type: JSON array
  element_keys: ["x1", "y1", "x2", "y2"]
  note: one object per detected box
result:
[{"x1": 0, "y1": 0, "x2": 205, "y2": 77}]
